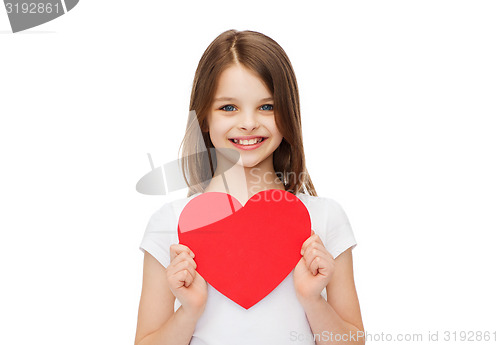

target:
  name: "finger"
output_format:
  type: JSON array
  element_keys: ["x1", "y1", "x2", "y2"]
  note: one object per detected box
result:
[
  {"x1": 300, "y1": 233, "x2": 314, "y2": 255},
  {"x1": 303, "y1": 241, "x2": 328, "y2": 260},
  {"x1": 309, "y1": 255, "x2": 329, "y2": 276},
  {"x1": 300, "y1": 231, "x2": 320, "y2": 255},
  {"x1": 169, "y1": 244, "x2": 195, "y2": 262},
  {"x1": 172, "y1": 266, "x2": 196, "y2": 287},
  {"x1": 183, "y1": 269, "x2": 194, "y2": 288},
  {"x1": 171, "y1": 260, "x2": 197, "y2": 286},
  {"x1": 172, "y1": 267, "x2": 194, "y2": 288},
  {"x1": 304, "y1": 246, "x2": 330, "y2": 275},
  {"x1": 169, "y1": 244, "x2": 196, "y2": 262},
  {"x1": 306, "y1": 248, "x2": 330, "y2": 276},
  {"x1": 170, "y1": 251, "x2": 197, "y2": 268}
]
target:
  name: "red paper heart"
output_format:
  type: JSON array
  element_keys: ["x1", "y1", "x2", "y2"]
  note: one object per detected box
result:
[{"x1": 178, "y1": 189, "x2": 311, "y2": 309}]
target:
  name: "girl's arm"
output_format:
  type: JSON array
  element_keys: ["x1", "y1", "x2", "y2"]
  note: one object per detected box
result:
[
  {"x1": 297, "y1": 248, "x2": 364, "y2": 345},
  {"x1": 134, "y1": 252, "x2": 201, "y2": 345},
  {"x1": 135, "y1": 305, "x2": 199, "y2": 345}
]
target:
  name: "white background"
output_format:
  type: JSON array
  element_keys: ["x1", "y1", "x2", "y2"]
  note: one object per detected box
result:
[{"x1": 1, "y1": 1, "x2": 499, "y2": 344}]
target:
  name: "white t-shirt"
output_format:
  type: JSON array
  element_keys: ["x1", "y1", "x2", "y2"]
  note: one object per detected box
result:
[{"x1": 139, "y1": 192, "x2": 357, "y2": 345}]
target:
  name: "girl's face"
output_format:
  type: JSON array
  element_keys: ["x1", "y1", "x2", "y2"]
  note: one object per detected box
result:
[{"x1": 207, "y1": 64, "x2": 283, "y2": 169}]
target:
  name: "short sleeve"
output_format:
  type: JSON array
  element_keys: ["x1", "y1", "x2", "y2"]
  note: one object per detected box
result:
[
  {"x1": 139, "y1": 202, "x2": 179, "y2": 269},
  {"x1": 324, "y1": 198, "x2": 357, "y2": 259}
]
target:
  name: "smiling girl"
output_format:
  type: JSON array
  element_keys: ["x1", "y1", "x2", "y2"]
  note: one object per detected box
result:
[{"x1": 135, "y1": 29, "x2": 364, "y2": 345}]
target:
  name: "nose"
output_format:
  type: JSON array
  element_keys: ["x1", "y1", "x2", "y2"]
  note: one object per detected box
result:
[{"x1": 238, "y1": 110, "x2": 259, "y2": 131}]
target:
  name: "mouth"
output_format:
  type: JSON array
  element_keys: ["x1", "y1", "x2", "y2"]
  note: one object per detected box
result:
[{"x1": 228, "y1": 136, "x2": 268, "y2": 150}]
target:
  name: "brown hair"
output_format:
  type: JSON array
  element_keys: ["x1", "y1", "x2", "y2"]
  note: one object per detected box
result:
[{"x1": 179, "y1": 29, "x2": 317, "y2": 197}]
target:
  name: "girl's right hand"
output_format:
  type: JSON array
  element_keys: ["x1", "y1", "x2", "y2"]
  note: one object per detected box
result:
[{"x1": 166, "y1": 244, "x2": 208, "y2": 319}]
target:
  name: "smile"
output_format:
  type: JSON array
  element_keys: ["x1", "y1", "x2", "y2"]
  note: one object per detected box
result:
[
  {"x1": 230, "y1": 137, "x2": 264, "y2": 145},
  {"x1": 228, "y1": 137, "x2": 267, "y2": 150}
]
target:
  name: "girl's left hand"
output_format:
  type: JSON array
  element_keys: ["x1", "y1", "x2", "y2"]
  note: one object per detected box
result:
[{"x1": 293, "y1": 230, "x2": 335, "y2": 303}]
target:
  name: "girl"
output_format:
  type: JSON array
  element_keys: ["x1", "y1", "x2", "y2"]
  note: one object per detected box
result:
[{"x1": 135, "y1": 29, "x2": 364, "y2": 345}]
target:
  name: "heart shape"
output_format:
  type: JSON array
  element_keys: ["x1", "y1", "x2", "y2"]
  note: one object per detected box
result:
[{"x1": 178, "y1": 189, "x2": 311, "y2": 309}]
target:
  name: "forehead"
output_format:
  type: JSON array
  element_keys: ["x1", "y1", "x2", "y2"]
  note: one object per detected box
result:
[{"x1": 213, "y1": 64, "x2": 272, "y2": 101}]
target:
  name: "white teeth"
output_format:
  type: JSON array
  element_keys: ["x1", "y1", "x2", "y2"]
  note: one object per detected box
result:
[{"x1": 230, "y1": 137, "x2": 264, "y2": 145}]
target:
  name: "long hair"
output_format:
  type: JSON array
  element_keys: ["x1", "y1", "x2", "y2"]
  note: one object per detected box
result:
[{"x1": 179, "y1": 29, "x2": 317, "y2": 197}]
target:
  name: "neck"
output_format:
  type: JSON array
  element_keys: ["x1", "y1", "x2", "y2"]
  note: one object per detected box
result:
[{"x1": 203, "y1": 152, "x2": 285, "y2": 205}]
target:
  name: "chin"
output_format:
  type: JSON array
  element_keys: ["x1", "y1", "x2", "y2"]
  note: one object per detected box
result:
[
  {"x1": 236, "y1": 160, "x2": 258, "y2": 168},
  {"x1": 236, "y1": 157, "x2": 262, "y2": 169}
]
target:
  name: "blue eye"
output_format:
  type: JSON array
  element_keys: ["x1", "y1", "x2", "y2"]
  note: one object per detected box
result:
[
  {"x1": 219, "y1": 104, "x2": 273, "y2": 112},
  {"x1": 220, "y1": 105, "x2": 236, "y2": 112}
]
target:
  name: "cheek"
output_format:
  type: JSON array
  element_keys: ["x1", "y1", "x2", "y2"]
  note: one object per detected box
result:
[
  {"x1": 207, "y1": 117, "x2": 219, "y2": 135},
  {"x1": 270, "y1": 125, "x2": 284, "y2": 142},
  {"x1": 268, "y1": 130, "x2": 284, "y2": 150},
  {"x1": 210, "y1": 130, "x2": 224, "y2": 145},
  {"x1": 271, "y1": 136, "x2": 283, "y2": 150},
  {"x1": 208, "y1": 121, "x2": 231, "y2": 144}
]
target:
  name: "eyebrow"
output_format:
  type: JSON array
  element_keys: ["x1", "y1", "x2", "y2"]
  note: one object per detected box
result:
[{"x1": 213, "y1": 97, "x2": 274, "y2": 102}]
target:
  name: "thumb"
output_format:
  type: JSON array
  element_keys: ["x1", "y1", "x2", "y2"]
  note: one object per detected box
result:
[{"x1": 311, "y1": 229, "x2": 315, "y2": 235}]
